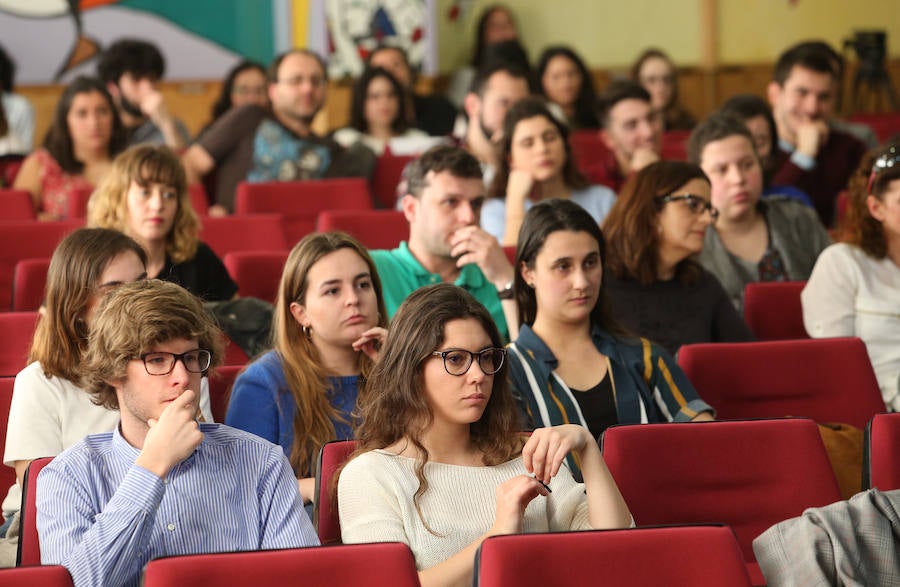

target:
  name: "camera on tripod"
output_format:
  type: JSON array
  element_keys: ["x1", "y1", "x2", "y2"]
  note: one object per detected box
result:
[
  {"x1": 844, "y1": 31, "x2": 887, "y2": 74},
  {"x1": 843, "y1": 30, "x2": 897, "y2": 112}
]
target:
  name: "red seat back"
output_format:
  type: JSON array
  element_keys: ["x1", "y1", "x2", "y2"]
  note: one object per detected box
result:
[
  {"x1": 0, "y1": 566, "x2": 74, "y2": 587},
  {"x1": 12, "y1": 258, "x2": 50, "y2": 312},
  {"x1": 0, "y1": 312, "x2": 39, "y2": 376},
  {"x1": 372, "y1": 154, "x2": 415, "y2": 209},
  {"x1": 65, "y1": 186, "x2": 93, "y2": 219},
  {"x1": 866, "y1": 412, "x2": 900, "y2": 491},
  {"x1": 848, "y1": 112, "x2": 900, "y2": 143},
  {"x1": 0, "y1": 154, "x2": 25, "y2": 187},
  {"x1": 208, "y1": 365, "x2": 242, "y2": 424},
  {"x1": 678, "y1": 337, "x2": 885, "y2": 430},
  {"x1": 475, "y1": 525, "x2": 752, "y2": 587},
  {"x1": 313, "y1": 440, "x2": 357, "y2": 545},
  {"x1": 569, "y1": 130, "x2": 611, "y2": 171},
  {"x1": 188, "y1": 183, "x2": 210, "y2": 216},
  {"x1": 143, "y1": 542, "x2": 418, "y2": 587},
  {"x1": 601, "y1": 419, "x2": 841, "y2": 568},
  {"x1": 0, "y1": 377, "x2": 17, "y2": 494},
  {"x1": 315, "y1": 210, "x2": 407, "y2": 250},
  {"x1": 222, "y1": 251, "x2": 288, "y2": 304},
  {"x1": 742, "y1": 281, "x2": 808, "y2": 340},
  {"x1": 0, "y1": 221, "x2": 82, "y2": 310},
  {"x1": 0, "y1": 188, "x2": 37, "y2": 220},
  {"x1": 235, "y1": 179, "x2": 373, "y2": 245},
  {"x1": 661, "y1": 130, "x2": 690, "y2": 161},
  {"x1": 199, "y1": 214, "x2": 288, "y2": 258},
  {"x1": 18, "y1": 456, "x2": 54, "y2": 566}
]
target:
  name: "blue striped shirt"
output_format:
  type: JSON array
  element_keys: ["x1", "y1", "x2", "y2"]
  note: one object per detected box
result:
[{"x1": 37, "y1": 423, "x2": 319, "y2": 587}]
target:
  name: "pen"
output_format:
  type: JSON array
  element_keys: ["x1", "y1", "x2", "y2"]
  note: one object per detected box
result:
[{"x1": 533, "y1": 475, "x2": 552, "y2": 493}]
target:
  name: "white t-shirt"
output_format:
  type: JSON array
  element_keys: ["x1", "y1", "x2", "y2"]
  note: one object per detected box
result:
[
  {"x1": 331, "y1": 127, "x2": 442, "y2": 156},
  {"x1": 2, "y1": 361, "x2": 214, "y2": 517},
  {"x1": 802, "y1": 243, "x2": 900, "y2": 410}
]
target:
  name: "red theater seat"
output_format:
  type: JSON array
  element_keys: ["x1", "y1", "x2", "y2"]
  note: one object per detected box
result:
[
  {"x1": 316, "y1": 210, "x2": 407, "y2": 250},
  {"x1": 0, "y1": 221, "x2": 82, "y2": 310},
  {"x1": 866, "y1": 412, "x2": 900, "y2": 491},
  {"x1": 199, "y1": 214, "x2": 288, "y2": 258},
  {"x1": 313, "y1": 440, "x2": 357, "y2": 545},
  {"x1": 223, "y1": 251, "x2": 288, "y2": 304},
  {"x1": 18, "y1": 456, "x2": 54, "y2": 566},
  {"x1": 742, "y1": 281, "x2": 808, "y2": 340},
  {"x1": 12, "y1": 258, "x2": 50, "y2": 312},
  {"x1": 0, "y1": 311, "x2": 39, "y2": 376}
]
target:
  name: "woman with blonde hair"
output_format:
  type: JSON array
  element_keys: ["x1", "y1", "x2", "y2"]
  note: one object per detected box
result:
[
  {"x1": 226, "y1": 232, "x2": 387, "y2": 507},
  {"x1": 338, "y1": 283, "x2": 631, "y2": 586},
  {"x1": 88, "y1": 144, "x2": 237, "y2": 301}
]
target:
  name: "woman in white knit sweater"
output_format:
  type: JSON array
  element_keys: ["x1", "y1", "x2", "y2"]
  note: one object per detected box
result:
[{"x1": 338, "y1": 283, "x2": 631, "y2": 587}]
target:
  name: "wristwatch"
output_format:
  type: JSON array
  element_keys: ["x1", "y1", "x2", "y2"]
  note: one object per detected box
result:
[{"x1": 496, "y1": 280, "x2": 514, "y2": 300}]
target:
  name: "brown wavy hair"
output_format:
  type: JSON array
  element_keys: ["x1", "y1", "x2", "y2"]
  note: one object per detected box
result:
[
  {"x1": 81, "y1": 279, "x2": 224, "y2": 410},
  {"x1": 88, "y1": 144, "x2": 199, "y2": 263},
  {"x1": 344, "y1": 283, "x2": 521, "y2": 533},
  {"x1": 603, "y1": 160, "x2": 708, "y2": 285},
  {"x1": 271, "y1": 232, "x2": 387, "y2": 476},
  {"x1": 839, "y1": 144, "x2": 900, "y2": 258},
  {"x1": 29, "y1": 228, "x2": 147, "y2": 382}
]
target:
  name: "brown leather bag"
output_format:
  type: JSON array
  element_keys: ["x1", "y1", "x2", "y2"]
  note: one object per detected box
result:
[{"x1": 817, "y1": 422, "x2": 865, "y2": 500}]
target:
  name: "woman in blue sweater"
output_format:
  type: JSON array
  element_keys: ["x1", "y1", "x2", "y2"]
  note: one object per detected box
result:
[{"x1": 226, "y1": 232, "x2": 387, "y2": 507}]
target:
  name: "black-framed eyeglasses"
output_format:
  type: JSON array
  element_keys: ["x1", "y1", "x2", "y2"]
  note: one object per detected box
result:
[
  {"x1": 139, "y1": 349, "x2": 211, "y2": 376},
  {"x1": 658, "y1": 193, "x2": 719, "y2": 221},
  {"x1": 868, "y1": 145, "x2": 900, "y2": 192},
  {"x1": 431, "y1": 348, "x2": 506, "y2": 376}
]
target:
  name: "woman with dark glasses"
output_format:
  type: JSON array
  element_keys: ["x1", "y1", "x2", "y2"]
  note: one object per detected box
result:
[
  {"x1": 338, "y1": 283, "x2": 631, "y2": 586},
  {"x1": 601, "y1": 160, "x2": 753, "y2": 355},
  {"x1": 689, "y1": 113, "x2": 831, "y2": 311},
  {"x1": 507, "y1": 199, "x2": 714, "y2": 477},
  {"x1": 803, "y1": 144, "x2": 900, "y2": 411}
]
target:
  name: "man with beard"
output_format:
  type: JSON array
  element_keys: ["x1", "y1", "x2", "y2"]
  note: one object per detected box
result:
[
  {"x1": 183, "y1": 49, "x2": 371, "y2": 216},
  {"x1": 96, "y1": 39, "x2": 190, "y2": 150},
  {"x1": 370, "y1": 145, "x2": 517, "y2": 340}
]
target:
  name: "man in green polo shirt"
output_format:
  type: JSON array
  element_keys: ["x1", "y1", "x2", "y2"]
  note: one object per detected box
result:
[{"x1": 371, "y1": 145, "x2": 517, "y2": 339}]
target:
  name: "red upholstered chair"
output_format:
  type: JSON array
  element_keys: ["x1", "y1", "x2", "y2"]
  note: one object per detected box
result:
[
  {"x1": 11, "y1": 258, "x2": 50, "y2": 312},
  {"x1": 677, "y1": 337, "x2": 885, "y2": 430},
  {"x1": 221, "y1": 336, "x2": 250, "y2": 366},
  {"x1": 660, "y1": 130, "x2": 690, "y2": 161},
  {"x1": 208, "y1": 365, "x2": 242, "y2": 424},
  {"x1": 0, "y1": 154, "x2": 25, "y2": 187},
  {"x1": 502, "y1": 246, "x2": 516, "y2": 265},
  {"x1": 235, "y1": 178, "x2": 373, "y2": 244},
  {"x1": 143, "y1": 542, "x2": 418, "y2": 587},
  {"x1": 0, "y1": 312, "x2": 39, "y2": 376},
  {"x1": 742, "y1": 281, "x2": 809, "y2": 340},
  {"x1": 17, "y1": 456, "x2": 54, "y2": 566},
  {"x1": 569, "y1": 130, "x2": 611, "y2": 171},
  {"x1": 865, "y1": 412, "x2": 900, "y2": 491},
  {"x1": 0, "y1": 377, "x2": 17, "y2": 494},
  {"x1": 0, "y1": 188, "x2": 37, "y2": 220},
  {"x1": 188, "y1": 183, "x2": 210, "y2": 216},
  {"x1": 222, "y1": 251, "x2": 288, "y2": 304},
  {"x1": 199, "y1": 214, "x2": 288, "y2": 258},
  {"x1": 65, "y1": 186, "x2": 93, "y2": 219},
  {"x1": 475, "y1": 525, "x2": 752, "y2": 587},
  {"x1": 315, "y1": 210, "x2": 407, "y2": 250},
  {"x1": 0, "y1": 220, "x2": 82, "y2": 310},
  {"x1": 0, "y1": 566, "x2": 74, "y2": 587},
  {"x1": 313, "y1": 440, "x2": 357, "y2": 545},
  {"x1": 372, "y1": 153, "x2": 415, "y2": 209},
  {"x1": 848, "y1": 112, "x2": 900, "y2": 143},
  {"x1": 601, "y1": 419, "x2": 841, "y2": 586}
]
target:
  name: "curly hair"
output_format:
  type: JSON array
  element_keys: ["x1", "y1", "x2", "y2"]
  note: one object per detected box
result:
[
  {"x1": 839, "y1": 144, "x2": 900, "y2": 258},
  {"x1": 81, "y1": 279, "x2": 224, "y2": 410},
  {"x1": 88, "y1": 144, "x2": 199, "y2": 264}
]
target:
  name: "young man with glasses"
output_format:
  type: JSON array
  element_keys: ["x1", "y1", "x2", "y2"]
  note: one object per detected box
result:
[
  {"x1": 183, "y1": 49, "x2": 373, "y2": 215},
  {"x1": 37, "y1": 280, "x2": 318, "y2": 587}
]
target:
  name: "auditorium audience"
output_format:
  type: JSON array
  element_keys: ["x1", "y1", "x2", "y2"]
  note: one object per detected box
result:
[
  {"x1": 96, "y1": 39, "x2": 191, "y2": 149},
  {"x1": 338, "y1": 283, "x2": 632, "y2": 585},
  {"x1": 0, "y1": 228, "x2": 213, "y2": 567},
  {"x1": 631, "y1": 48, "x2": 696, "y2": 131},
  {"x1": 484, "y1": 97, "x2": 616, "y2": 245},
  {"x1": 37, "y1": 280, "x2": 317, "y2": 587},
  {"x1": 226, "y1": 232, "x2": 387, "y2": 511},
  {"x1": 507, "y1": 199, "x2": 714, "y2": 472},
  {"x1": 802, "y1": 144, "x2": 900, "y2": 411},
  {"x1": 13, "y1": 76, "x2": 126, "y2": 220},
  {"x1": 690, "y1": 113, "x2": 830, "y2": 311},
  {"x1": 536, "y1": 46, "x2": 600, "y2": 130},
  {"x1": 88, "y1": 144, "x2": 237, "y2": 301},
  {"x1": 602, "y1": 161, "x2": 753, "y2": 354},
  {"x1": 332, "y1": 67, "x2": 433, "y2": 156}
]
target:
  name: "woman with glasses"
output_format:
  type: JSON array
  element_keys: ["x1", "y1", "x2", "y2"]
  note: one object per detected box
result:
[
  {"x1": 602, "y1": 160, "x2": 753, "y2": 355},
  {"x1": 802, "y1": 144, "x2": 900, "y2": 411},
  {"x1": 0, "y1": 229, "x2": 214, "y2": 564},
  {"x1": 338, "y1": 283, "x2": 631, "y2": 586},
  {"x1": 689, "y1": 113, "x2": 831, "y2": 311},
  {"x1": 483, "y1": 97, "x2": 616, "y2": 246},
  {"x1": 507, "y1": 199, "x2": 714, "y2": 474},
  {"x1": 226, "y1": 232, "x2": 387, "y2": 511},
  {"x1": 630, "y1": 48, "x2": 696, "y2": 132}
]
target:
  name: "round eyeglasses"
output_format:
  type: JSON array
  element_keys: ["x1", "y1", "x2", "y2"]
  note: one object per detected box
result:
[
  {"x1": 658, "y1": 193, "x2": 719, "y2": 221},
  {"x1": 431, "y1": 348, "x2": 506, "y2": 376},
  {"x1": 139, "y1": 349, "x2": 212, "y2": 376}
]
